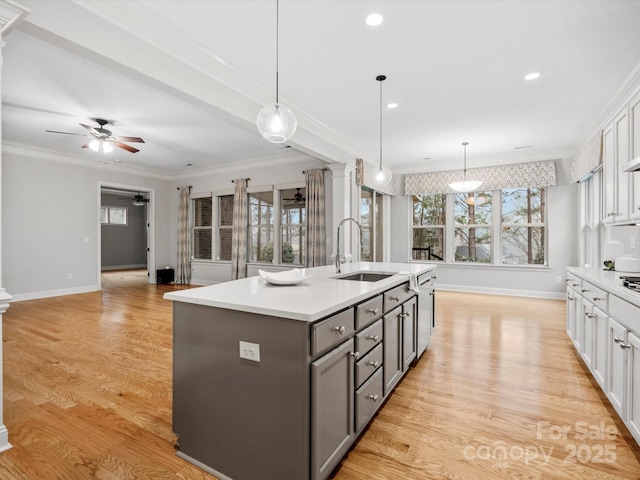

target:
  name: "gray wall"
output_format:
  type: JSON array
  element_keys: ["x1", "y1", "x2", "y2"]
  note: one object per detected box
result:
[
  {"x1": 2, "y1": 145, "x2": 172, "y2": 300},
  {"x1": 390, "y1": 157, "x2": 578, "y2": 299},
  {"x1": 101, "y1": 192, "x2": 147, "y2": 270}
]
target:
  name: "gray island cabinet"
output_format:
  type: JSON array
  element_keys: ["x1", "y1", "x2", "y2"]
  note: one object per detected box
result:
[{"x1": 165, "y1": 262, "x2": 436, "y2": 480}]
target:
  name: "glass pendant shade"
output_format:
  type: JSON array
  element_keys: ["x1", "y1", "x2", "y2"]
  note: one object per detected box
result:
[
  {"x1": 89, "y1": 139, "x2": 113, "y2": 153},
  {"x1": 257, "y1": 103, "x2": 297, "y2": 143},
  {"x1": 449, "y1": 179, "x2": 482, "y2": 193},
  {"x1": 374, "y1": 165, "x2": 392, "y2": 186}
]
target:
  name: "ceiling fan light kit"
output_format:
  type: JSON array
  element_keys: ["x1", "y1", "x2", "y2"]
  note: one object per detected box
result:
[
  {"x1": 257, "y1": 0, "x2": 297, "y2": 144},
  {"x1": 47, "y1": 117, "x2": 145, "y2": 155},
  {"x1": 449, "y1": 142, "x2": 482, "y2": 193}
]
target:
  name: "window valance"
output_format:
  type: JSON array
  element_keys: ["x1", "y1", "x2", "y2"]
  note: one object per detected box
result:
[
  {"x1": 356, "y1": 158, "x2": 397, "y2": 196},
  {"x1": 404, "y1": 159, "x2": 557, "y2": 195},
  {"x1": 571, "y1": 131, "x2": 602, "y2": 182}
]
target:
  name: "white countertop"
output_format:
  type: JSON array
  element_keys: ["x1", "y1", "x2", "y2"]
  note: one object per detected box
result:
[
  {"x1": 566, "y1": 267, "x2": 640, "y2": 308},
  {"x1": 164, "y1": 262, "x2": 436, "y2": 322}
]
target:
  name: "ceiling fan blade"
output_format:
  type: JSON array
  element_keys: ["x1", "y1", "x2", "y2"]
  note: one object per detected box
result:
[
  {"x1": 114, "y1": 141, "x2": 139, "y2": 153},
  {"x1": 46, "y1": 130, "x2": 82, "y2": 135},
  {"x1": 116, "y1": 136, "x2": 145, "y2": 143},
  {"x1": 79, "y1": 123, "x2": 98, "y2": 135}
]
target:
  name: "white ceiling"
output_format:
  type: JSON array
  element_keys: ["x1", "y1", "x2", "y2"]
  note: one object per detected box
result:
[{"x1": 3, "y1": 0, "x2": 640, "y2": 176}]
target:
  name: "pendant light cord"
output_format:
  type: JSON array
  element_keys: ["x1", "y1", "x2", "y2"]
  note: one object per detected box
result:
[
  {"x1": 377, "y1": 75, "x2": 386, "y2": 171},
  {"x1": 275, "y1": 0, "x2": 279, "y2": 104},
  {"x1": 462, "y1": 141, "x2": 468, "y2": 181}
]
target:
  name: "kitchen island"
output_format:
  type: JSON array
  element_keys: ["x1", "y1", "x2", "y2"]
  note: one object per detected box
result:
[{"x1": 164, "y1": 262, "x2": 436, "y2": 480}]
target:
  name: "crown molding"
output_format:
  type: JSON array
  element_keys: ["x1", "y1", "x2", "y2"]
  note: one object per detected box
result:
[{"x1": 0, "y1": 0, "x2": 29, "y2": 37}]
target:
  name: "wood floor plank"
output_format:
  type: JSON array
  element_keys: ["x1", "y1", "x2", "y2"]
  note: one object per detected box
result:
[{"x1": 0, "y1": 273, "x2": 639, "y2": 479}]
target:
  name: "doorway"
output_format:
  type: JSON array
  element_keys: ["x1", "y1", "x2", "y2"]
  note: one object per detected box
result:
[{"x1": 97, "y1": 183, "x2": 155, "y2": 289}]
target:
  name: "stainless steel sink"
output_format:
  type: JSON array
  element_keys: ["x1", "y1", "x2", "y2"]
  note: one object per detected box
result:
[{"x1": 333, "y1": 272, "x2": 394, "y2": 282}]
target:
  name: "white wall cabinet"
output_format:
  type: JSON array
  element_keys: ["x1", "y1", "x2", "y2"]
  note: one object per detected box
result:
[
  {"x1": 603, "y1": 109, "x2": 631, "y2": 223},
  {"x1": 629, "y1": 90, "x2": 640, "y2": 220}
]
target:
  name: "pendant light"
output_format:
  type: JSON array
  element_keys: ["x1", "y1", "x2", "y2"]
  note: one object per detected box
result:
[
  {"x1": 374, "y1": 75, "x2": 392, "y2": 186},
  {"x1": 449, "y1": 142, "x2": 482, "y2": 192},
  {"x1": 256, "y1": 0, "x2": 297, "y2": 143}
]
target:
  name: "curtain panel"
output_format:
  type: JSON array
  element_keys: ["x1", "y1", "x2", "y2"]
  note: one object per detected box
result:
[
  {"x1": 305, "y1": 169, "x2": 327, "y2": 267},
  {"x1": 356, "y1": 158, "x2": 397, "y2": 196},
  {"x1": 175, "y1": 186, "x2": 191, "y2": 285},
  {"x1": 571, "y1": 131, "x2": 603, "y2": 182},
  {"x1": 404, "y1": 159, "x2": 557, "y2": 195},
  {"x1": 230, "y1": 178, "x2": 248, "y2": 280}
]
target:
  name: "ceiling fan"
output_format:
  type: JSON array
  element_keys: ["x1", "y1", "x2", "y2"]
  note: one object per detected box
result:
[
  {"x1": 284, "y1": 188, "x2": 305, "y2": 204},
  {"x1": 46, "y1": 118, "x2": 145, "y2": 153},
  {"x1": 118, "y1": 191, "x2": 149, "y2": 207}
]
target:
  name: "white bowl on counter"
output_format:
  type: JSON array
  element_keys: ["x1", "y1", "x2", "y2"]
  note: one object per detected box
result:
[{"x1": 615, "y1": 256, "x2": 640, "y2": 273}]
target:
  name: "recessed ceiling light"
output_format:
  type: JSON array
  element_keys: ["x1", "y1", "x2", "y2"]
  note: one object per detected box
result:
[
  {"x1": 423, "y1": 157, "x2": 431, "y2": 161},
  {"x1": 366, "y1": 13, "x2": 384, "y2": 26},
  {"x1": 181, "y1": 163, "x2": 194, "y2": 167},
  {"x1": 386, "y1": 102, "x2": 398, "y2": 109},
  {"x1": 524, "y1": 72, "x2": 541, "y2": 81}
]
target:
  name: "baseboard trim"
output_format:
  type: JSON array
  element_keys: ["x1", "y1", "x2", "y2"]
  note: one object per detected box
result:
[
  {"x1": 0, "y1": 425, "x2": 12, "y2": 453},
  {"x1": 176, "y1": 451, "x2": 233, "y2": 480},
  {"x1": 436, "y1": 284, "x2": 566, "y2": 300},
  {"x1": 10, "y1": 285, "x2": 99, "y2": 302},
  {"x1": 101, "y1": 264, "x2": 147, "y2": 271}
]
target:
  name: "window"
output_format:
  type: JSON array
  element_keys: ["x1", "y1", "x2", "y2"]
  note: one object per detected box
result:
[
  {"x1": 280, "y1": 188, "x2": 306, "y2": 265},
  {"x1": 249, "y1": 191, "x2": 274, "y2": 263},
  {"x1": 192, "y1": 196, "x2": 213, "y2": 260},
  {"x1": 360, "y1": 188, "x2": 384, "y2": 261},
  {"x1": 101, "y1": 206, "x2": 127, "y2": 225},
  {"x1": 411, "y1": 194, "x2": 446, "y2": 261},
  {"x1": 501, "y1": 188, "x2": 547, "y2": 265},
  {"x1": 454, "y1": 192, "x2": 492, "y2": 263},
  {"x1": 217, "y1": 194, "x2": 234, "y2": 261}
]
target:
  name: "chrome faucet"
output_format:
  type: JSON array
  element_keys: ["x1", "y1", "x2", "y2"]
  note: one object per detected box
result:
[{"x1": 336, "y1": 217, "x2": 363, "y2": 273}]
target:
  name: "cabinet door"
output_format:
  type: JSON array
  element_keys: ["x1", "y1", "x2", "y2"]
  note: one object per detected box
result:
[
  {"x1": 402, "y1": 297, "x2": 417, "y2": 370},
  {"x1": 573, "y1": 293, "x2": 584, "y2": 352},
  {"x1": 566, "y1": 287, "x2": 576, "y2": 340},
  {"x1": 628, "y1": 332, "x2": 640, "y2": 445},
  {"x1": 607, "y1": 317, "x2": 628, "y2": 418},
  {"x1": 630, "y1": 90, "x2": 640, "y2": 219},
  {"x1": 311, "y1": 339, "x2": 354, "y2": 480},
  {"x1": 581, "y1": 299, "x2": 595, "y2": 369},
  {"x1": 603, "y1": 124, "x2": 616, "y2": 222},
  {"x1": 592, "y1": 306, "x2": 608, "y2": 389},
  {"x1": 383, "y1": 306, "x2": 402, "y2": 396},
  {"x1": 615, "y1": 109, "x2": 630, "y2": 222}
]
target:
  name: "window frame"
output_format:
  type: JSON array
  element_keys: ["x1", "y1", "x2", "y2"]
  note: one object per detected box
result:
[
  {"x1": 410, "y1": 188, "x2": 549, "y2": 268},
  {"x1": 500, "y1": 187, "x2": 547, "y2": 266},
  {"x1": 191, "y1": 194, "x2": 214, "y2": 261},
  {"x1": 101, "y1": 206, "x2": 128, "y2": 226},
  {"x1": 410, "y1": 193, "x2": 446, "y2": 262}
]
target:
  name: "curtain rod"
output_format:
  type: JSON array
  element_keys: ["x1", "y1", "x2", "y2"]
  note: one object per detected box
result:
[
  {"x1": 232, "y1": 178, "x2": 251, "y2": 183},
  {"x1": 302, "y1": 167, "x2": 329, "y2": 174},
  {"x1": 176, "y1": 185, "x2": 192, "y2": 190}
]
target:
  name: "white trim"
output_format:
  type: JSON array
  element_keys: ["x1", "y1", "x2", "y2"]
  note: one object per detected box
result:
[
  {"x1": 175, "y1": 452, "x2": 234, "y2": 480},
  {"x1": 101, "y1": 264, "x2": 147, "y2": 271},
  {"x1": 0, "y1": 425, "x2": 11, "y2": 453},
  {"x1": 10, "y1": 285, "x2": 98, "y2": 302}
]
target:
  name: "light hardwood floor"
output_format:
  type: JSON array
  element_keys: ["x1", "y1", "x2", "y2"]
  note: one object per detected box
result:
[{"x1": 1, "y1": 272, "x2": 639, "y2": 479}]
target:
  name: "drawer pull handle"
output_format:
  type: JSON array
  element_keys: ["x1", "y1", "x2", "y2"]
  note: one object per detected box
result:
[
  {"x1": 366, "y1": 394, "x2": 379, "y2": 402},
  {"x1": 585, "y1": 313, "x2": 595, "y2": 319},
  {"x1": 572, "y1": 283, "x2": 580, "y2": 287},
  {"x1": 614, "y1": 337, "x2": 623, "y2": 344},
  {"x1": 332, "y1": 325, "x2": 346, "y2": 335},
  {"x1": 367, "y1": 361, "x2": 380, "y2": 368},
  {"x1": 400, "y1": 312, "x2": 410, "y2": 318},
  {"x1": 581, "y1": 289, "x2": 589, "y2": 293},
  {"x1": 367, "y1": 308, "x2": 379, "y2": 315},
  {"x1": 620, "y1": 343, "x2": 631, "y2": 350},
  {"x1": 593, "y1": 297, "x2": 603, "y2": 301},
  {"x1": 431, "y1": 275, "x2": 437, "y2": 280},
  {"x1": 567, "y1": 296, "x2": 575, "y2": 301},
  {"x1": 390, "y1": 295, "x2": 400, "y2": 301},
  {"x1": 349, "y1": 351, "x2": 360, "y2": 358},
  {"x1": 366, "y1": 334, "x2": 380, "y2": 342}
]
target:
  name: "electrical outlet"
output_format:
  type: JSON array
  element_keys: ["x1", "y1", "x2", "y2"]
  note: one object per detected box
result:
[
  {"x1": 555, "y1": 276, "x2": 562, "y2": 284},
  {"x1": 239, "y1": 341, "x2": 260, "y2": 362},
  {"x1": 67, "y1": 273, "x2": 73, "y2": 280}
]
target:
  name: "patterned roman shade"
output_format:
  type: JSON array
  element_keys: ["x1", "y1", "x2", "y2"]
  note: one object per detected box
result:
[
  {"x1": 571, "y1": 131, "x2": 602, "y2": 182},
  {"x1": 356, "y1": 158, "x2": 397, "y2": 196},
  {"x1": 404, "y1": 159, "x2": 557, "y2": 195}
]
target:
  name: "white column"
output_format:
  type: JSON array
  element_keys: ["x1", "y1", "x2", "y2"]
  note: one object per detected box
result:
[
  {"x1": 328, "y1": 163, "x2": 357, "y2": 265},
  {"x1": 0, "y1": 0, "x2": 30, "y2": 453}
]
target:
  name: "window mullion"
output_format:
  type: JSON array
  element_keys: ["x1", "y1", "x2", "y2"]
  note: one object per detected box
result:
[{"x1": 493, "y1": 190, "x2": 502, "y2": 265}]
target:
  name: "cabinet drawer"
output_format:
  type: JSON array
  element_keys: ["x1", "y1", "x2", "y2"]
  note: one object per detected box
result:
[
  {"x1": 383, "y1": 284, "x2": 414, "y2": 313},
  {"x1": 610, "y1": 295, "x2": 640, "y2": 334},
  {"x1": 355, "y1": 343, "x2": 383, "y2": 388},
  {"x1": 566, "y1": 273, "x2": 582, "y2": 290},
  {"x1": 311, "y1": 308, "x2": 355, "y2": 356},
  {"x1": 356, "y1": 295, "x2": 383, "y2": 329},
  {"x1": 581, "y1": 283, "x2": 608, "y2": 310},
  {"x1": 355, "y1": 319, "x2": 383, "y2": 357},
  {"x1": 355, "y1": 368, "x2": 383, "y2": 432}
]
